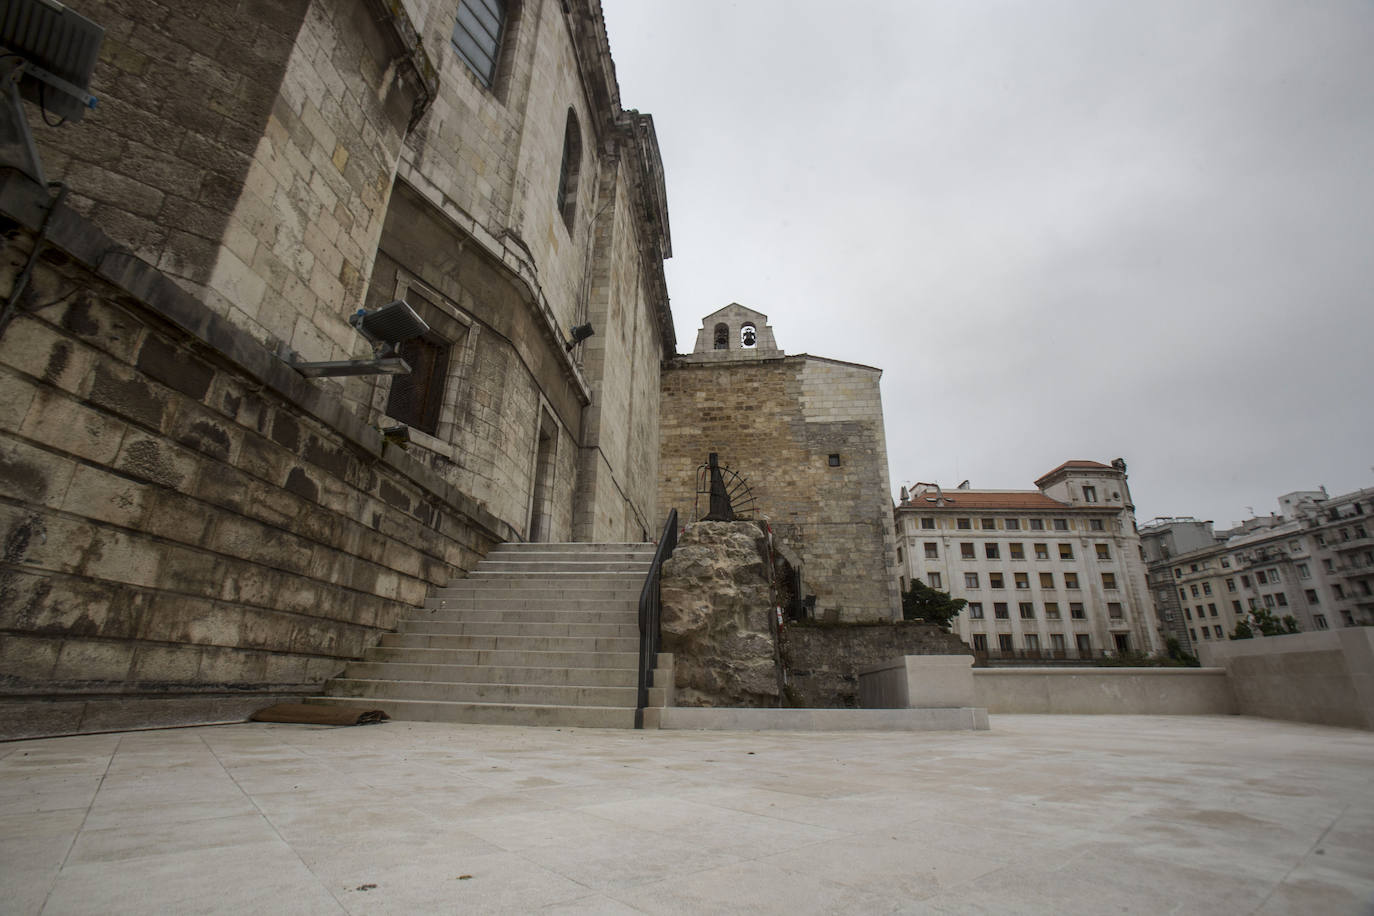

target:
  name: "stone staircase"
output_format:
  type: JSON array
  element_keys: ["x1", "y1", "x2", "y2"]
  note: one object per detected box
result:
[{"x1": 308, "y1": 542, "x2": 672, "y2": 728}]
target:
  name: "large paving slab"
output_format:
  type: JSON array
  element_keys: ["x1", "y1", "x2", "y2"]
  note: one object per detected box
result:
[{"x1": 2, "y1": 715, "x2": 1372, "y2": 914}]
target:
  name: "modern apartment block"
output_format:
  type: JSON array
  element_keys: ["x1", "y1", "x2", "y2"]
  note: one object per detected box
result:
[
  {"x1": 1140, "y1": 486, "x2": 1374, "y2": 653},
  {"x1": 894, "y1": 460, "x2": 1160, "y2": 661}
]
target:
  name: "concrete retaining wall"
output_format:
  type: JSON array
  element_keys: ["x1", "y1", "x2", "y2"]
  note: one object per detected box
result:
[
  {"x1": 1198, "y1": 628, "x2": 1374, "y2": 730},
  {"x1": 973, "y1": 668, "x2": 1236, "y2": 715}
]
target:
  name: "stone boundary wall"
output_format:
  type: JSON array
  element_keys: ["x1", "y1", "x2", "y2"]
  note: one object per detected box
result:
[
  {"x1": 972, "y1": 668, "x2": 1236, "y2": 715},
  {"x1": 1198, "y1": 628, "x2": 1374, "y2": 730},
  {"x1": 783, "y1": 624, "x2": 970, "y2": 708},
  {"x1": 0, "y1": 186, "x2": 514, "y2": 740}
]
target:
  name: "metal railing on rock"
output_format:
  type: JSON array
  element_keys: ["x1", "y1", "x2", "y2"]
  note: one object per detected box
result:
[{"x1": 635, "y1": 508, "x2": 678, "y2": 729}]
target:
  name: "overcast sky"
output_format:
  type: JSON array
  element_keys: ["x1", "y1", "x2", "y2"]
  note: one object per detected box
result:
[{"x1": 600, "y1": 0, "x2": 1374, "y2": 528}]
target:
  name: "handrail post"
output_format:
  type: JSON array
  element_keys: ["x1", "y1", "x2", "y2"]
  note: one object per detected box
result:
[{"x1": 635, "y1": 508, "x2": 678, "y2": 728}]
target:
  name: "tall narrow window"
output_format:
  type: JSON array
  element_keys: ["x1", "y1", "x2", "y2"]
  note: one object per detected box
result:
[
  {"x1": 713, "y1": 323, "x2": 729, "y2": 349},
  {"x1": 556, "y1": 108, "x2": 582, "y2": 232},
  {"x1": 453, "y1": 0, "x2": 506, "y2": 87}
]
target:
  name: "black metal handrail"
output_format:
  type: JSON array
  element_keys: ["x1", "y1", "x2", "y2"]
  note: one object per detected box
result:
[{"x1": 634, "y1": 508, "x2": 678, "y2": 729}]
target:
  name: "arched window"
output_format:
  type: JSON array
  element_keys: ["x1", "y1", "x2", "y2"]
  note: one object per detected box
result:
[
  {"x1": 713, "y1": 323, "x2": 729, "y2": 349},
  {"x1": 557, "y1": 108, "x2": 581, "y2": 232},
  {"x1": 740, "y1": 322, "x2": 757, "y2": 348}
]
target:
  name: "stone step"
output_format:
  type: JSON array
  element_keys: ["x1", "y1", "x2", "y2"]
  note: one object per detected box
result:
[
  {"x1": 326, "y1": 677, "x2": 645, "y2": 708},
  {"x1": 423, "y1": 594, "x2": 639, "y2": 611},
  {"x1": 437, "y1": 581, "x2": 644, "y2": 595},
  {"x1": 476, "y1": 560, "x2": 652, "y2": 574},
  {"x1": 379, "y1": 632, "x2": 639, "y2": 653},
  {"x1": 464, "y1": 571, "x2": 648, "y2": 581},
  {"x1": 305, "y1": 696, "x2": 638, "y2": 729},
  {"x1": 365, "y1": 645, "x2": 640, "y2": 669},
  {"x1": 394, "y1": 619, "x2": 639, "y2": 639},
  {"x1": 341, "y1": 661, "x2": 639, "y2": 687},
  {"x1": 417, "y1": 607, "x2": 638, "y2": 625},
  {"x1": 487, "y1": 542, "x2": 654, "y2": 554}
]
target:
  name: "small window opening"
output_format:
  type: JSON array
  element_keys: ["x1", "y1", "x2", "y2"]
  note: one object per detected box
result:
[
  {"x1": 556, "y1": 108, "x2": 581, "y2": 232},
  {"x1": 713, "y1": 323, "x2": 729, "y2": 349},
  {"x1": 828, "y1": 454, "x2": 841, "y2": 467}
]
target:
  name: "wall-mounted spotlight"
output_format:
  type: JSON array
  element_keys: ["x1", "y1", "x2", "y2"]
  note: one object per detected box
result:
[
  {"x1": 280, "y1": 300, "x2": 430, "y2": 378},
  {"x1": 381, "y1": 424, "x2": 410, "y2": 449},
  {"x1": 565, "y1": 322, "x2": 594, "y2": 352}
]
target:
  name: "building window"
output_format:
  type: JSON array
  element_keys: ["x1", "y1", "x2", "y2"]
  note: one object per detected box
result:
[
  {"x1": 1221, "y1": 557, "x2": 1231, "y2": 568},
  {"x1": 1276, "y1": 592, "x2": 1288, "y2": 607},
  {"x1": 1185, "y1": 608, "x2": 1192, "y2": 620},
  {"x1": 981, "y1": 518, "x2": 997, "y2": 530},
  {"x1": 961, "y1": 543, "x2": 976, "y2": 560},
  {"x1": 1019, "y1": 602, "x2": 1035, "y2": 619},
  {"x1": 1202, "y1": 582, "x2": 1212, "y2": 596},
  {"x1": 387, "y1": 332, "x2": 452, "y2": 437},
  {"x1": 452, "y1": 0, "x2": 506, "y2": 87},
  {"x1": 924, "y1": 542, "x2": 938, "y2": 559},
  {"x1": 1009, "y1": 543, "x2": 1025, "y2": 560},
  {"x1": 968, "y1": 602, "x2": 984, "y2": 619},
  {"x1": 1179, "y1": 589, "x2": 1188, "y2": 601},
  {"x1": 1070, "y1": 602, "x2": 1086, "y2": 619},
  {"x1": 1064, "y1": 573, "x2": 1080, "y2": 589},
  {"x1": 740, "y1": 322, "x2": 757, "y2": 348},
  {"x1": 921, "y1": 517, "x2": 936, "y2": 530},
  {"x1": 1305, "y1": 589, "x2": 1318, "y2": 603},
  {"x1": 1095, "y1": 543, "x2": 1110, "y2": 560},
  {"x1": 1045, "y1": 602, "x2": 1061, "y2": 619},
  {"x1": 1249, "y1": 597, "x2": 1258, "y2": 610},
  {"x1": 1263, "y1": 594, "x2": 1275, "y2": 608},
  {"x1": 1029, "y1": 519, "x2": 1045, "y2": 531},
  {"x1": 1267, "y1": 568, "x2": 1280, "y2": 582},
  {"x1": 990, "y1": 573, "x2": 1005, "y2": 589},
  {"x1": 1082, "y1": 486, "x2": 1097, "y2": 503},
  {"x1": 994, "y1": 602, "x2": 1009, "y2": 619},
  {"x1": 972, "y1": 634, "x2": 988, "y2": 651},
  {"x1": 1190, "y1": 584, "x2": 1200, "y2": 597},
  {"x1": 1298, "y1": 563, "x2": 1310, "y2": 579},
  {"x1": 828, "y1": 454, "x2": 841, "y2": 467},
  {"x1": 1040, "y1": 572, "x2": 1055, "y2": 589},
  {"x1": 1006, "y1": 518, "x2": 1020, "y2": 530},
  {"x1": 1208, "y1": 603, "x2": 1217, "y2": 616},
  {"x1": 1054, "y1": 518, "x2": 1069, "y2": 531},
  {"x1": 1314, "y1": 614, "x2": 1329, "y2": 630},
  {"x1": 928, "y1": 572, "x2": 941, "y2": 589},
  {"x1": 557, "y1": 108, "x2": 582, "y2": 231},
  {"x1": 1076, "y1": 634, "x2": 1092, "y2": 653},
  {"x1": 1024, "y1": 633, "x2": 1040, "y2": 650},
  {"x1": 1015, "y1": 572, "x2": 1029, "y2": 590},
  {"x1": 1108, "y1": 602, "x2": 1123, "y2": 619},
  {"x1": 1255, "y1": 571, "x2": 1268, "y2": 585},
  {"x1": 1174, "y1": 568, "x2": 1182, "y2": 578},
  {"x1": 965, "y1": 573, "x2": 980, "y2": 589},
  {"x1": 998, "y1": 634, "x2": 1015, "y2": 652},
  {"x1": 1341, "y1": 611, "x2": 1355, "y2": 626},
  {"x1": 1058, "y1": 544, "x2": 1073, "y2": 561},
  {"x1": 1226, "y1": 578, "x2": 1236, "y2": 592},
  {"x1": 957, "y1": 518, "x2": 972, "y2": 529},
  {"x1": 1232, "y1": 600, "x2": 1242, "y2": 612},
  {"x1": 1090, "y1": 518, "x2": 1105, "y2": 531},
  {"x1": 1189, "y1": 628, "x2": 1197, "y2": 642},
  {"x1": 1202, "y1": 628, "x2": 1212, "y2": 640},
  {"x1": 1102, "y1": 573, "x2": 1118, "y2": 590},
  {"x1": 1035, "y1": 543, "x2": 1050, "y2": 560},
  {"x1": 1241, "y1": 575, "x2": 1251, "y2": 587},
  {"x1": 713, "y1": 323, "x2": 729, "y2": 349},
  {"x1": 985, "y1": 543, "x2": 1000, "y2": 559},
  {"x1": 1051, "y1": 633, "x2": 1067, "y2": 651}
]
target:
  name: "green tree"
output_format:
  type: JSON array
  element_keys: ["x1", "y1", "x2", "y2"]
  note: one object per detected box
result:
[
  {"x1": 1230, "y1": 608, "x2": 1300, "y2": 640},
  {"x1": 901, "y1": 580, "x2": 967, "y2": 628}
]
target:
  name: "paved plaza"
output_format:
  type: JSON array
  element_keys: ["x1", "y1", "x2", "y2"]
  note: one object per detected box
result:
[{"x1": 2, "y1": 715, "x2": 1372, "y2": 914}]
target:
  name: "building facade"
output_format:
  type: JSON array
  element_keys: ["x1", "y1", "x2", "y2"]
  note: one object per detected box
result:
[
  {"x1": 658, "y1": 306, "x2": 901, "y2": 622},
  {"x1": 894, "y1": 460, "x2": 1160, "y2": 659},
  {"x1": 1141, "y1": 486, "x2": 1374, "y2": 653},
  {"x1": 0, "y1": 0, "x2": 673, "y2": 730}
]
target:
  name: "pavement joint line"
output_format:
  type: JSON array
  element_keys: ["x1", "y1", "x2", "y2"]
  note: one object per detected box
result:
[{"x1": 43, "y1": 732, "x2": 120, "y2": 914}]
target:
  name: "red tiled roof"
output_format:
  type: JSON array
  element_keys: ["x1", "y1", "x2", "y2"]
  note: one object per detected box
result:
[
  {"x1": 1034, "y1": 459, "x2": 1115, "y2": 487},
  {"x1": 901, "y1": 491, "x2": 1070, "y2": 511}
]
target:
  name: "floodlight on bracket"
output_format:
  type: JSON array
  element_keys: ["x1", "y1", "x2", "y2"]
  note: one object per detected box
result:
[
  {"x1": 278, "y1": 300, "x2": 430, "y2": 378},
  {"x1": 0, "y1": 0, "x2": 104, "y2": 187}
]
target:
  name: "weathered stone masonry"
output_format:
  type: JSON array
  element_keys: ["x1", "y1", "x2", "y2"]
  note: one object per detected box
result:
[{"x1": 0, "y1": 194, "x2": 512, "y2": 739}]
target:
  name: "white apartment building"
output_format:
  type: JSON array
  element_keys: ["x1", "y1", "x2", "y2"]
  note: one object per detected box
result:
[
  {"x1": 894, "y1": 460, "x2": 1159, "y2": 661},
  {"x1": 1141, "y1": 486, "x2": 1374, "y2": 653}
]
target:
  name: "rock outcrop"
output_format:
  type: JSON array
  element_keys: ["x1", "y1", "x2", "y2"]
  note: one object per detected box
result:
[{"x1": 659, "y1": 521, "x2": 781, "y2": 707}]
